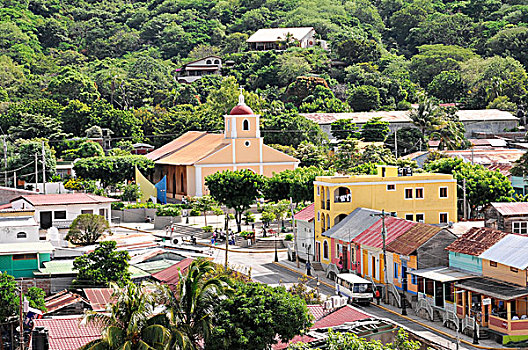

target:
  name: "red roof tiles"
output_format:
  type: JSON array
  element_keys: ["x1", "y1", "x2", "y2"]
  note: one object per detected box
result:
[
  {"x1": 32, "y1": 318, "x2": 101, "y2": 350},
  {"x1": 14, "y1": 193, "x2": 116, "y2": 206},
  {"x1": 312, "y1": 305, "x2": 370, "y2": 329},
  {"x1": 294, "y1": 203, "x2": 315, "y2": 222},
  {"x1": 445, "y1": 227, "x2": 508, "y2": 256}
]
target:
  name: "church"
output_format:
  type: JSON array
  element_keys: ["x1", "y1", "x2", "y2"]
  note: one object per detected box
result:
[{"x1": 146, "y1": 92, "x2": 299, "y2": 199}]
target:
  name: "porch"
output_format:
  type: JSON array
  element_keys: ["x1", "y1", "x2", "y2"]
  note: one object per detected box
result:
[{"x1": 455, "y1": 277, "x2": 528, "y2": 344}]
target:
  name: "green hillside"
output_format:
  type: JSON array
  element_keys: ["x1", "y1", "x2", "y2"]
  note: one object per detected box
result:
[{"x1": 0, "y1": 0, "x2": 527, "y2": 148}]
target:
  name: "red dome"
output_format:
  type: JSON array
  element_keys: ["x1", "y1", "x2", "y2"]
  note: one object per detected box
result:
[{"x1": 230, "y1": 104, "x2": 254, "y2": 115}]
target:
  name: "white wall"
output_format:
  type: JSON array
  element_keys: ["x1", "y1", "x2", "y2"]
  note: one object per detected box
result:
[
  {"x1": 296, "y1": 219, "x2": 315, "y2": 261},
  {"x1": 11, "y1": 199, "x2": 112, "y2": 227},
  {"x1": 0, "y1": 217, "x2": 39, "y2": 243}
]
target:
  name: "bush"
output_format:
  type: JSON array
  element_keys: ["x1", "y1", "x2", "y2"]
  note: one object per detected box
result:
[
  {"x1": 156, "y1": 206, "x2": 182, "y2": 217},
  {"x1": 202, "y1": 225, "x2": 213, "y2": 232},
  {"x1": 239, "y1": 231, "x2": 253, "y2": 239},
  {"x1": 111, "y1": 202, "x2": 125, "y2": 210},
  {"x1": 190, "y1": 208, "x2": 201, "y2": 216},
  {"x1": 120, "y1": 183, "x2": 142, "y2": 202},
  {"x1": 284, "y1": 234, "x2": 294, "y2": 241}
]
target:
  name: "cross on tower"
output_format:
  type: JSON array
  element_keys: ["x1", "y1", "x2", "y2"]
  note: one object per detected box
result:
[{"x1": 238, "y1": 86, "x2": 245, "y2": 105}]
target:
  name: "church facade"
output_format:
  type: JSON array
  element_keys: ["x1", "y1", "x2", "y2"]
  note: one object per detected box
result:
[{"x1": 147, "y1": 93, "x2": 299, "y2": 199}]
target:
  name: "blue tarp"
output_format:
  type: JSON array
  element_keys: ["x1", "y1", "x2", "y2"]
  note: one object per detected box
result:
[{"x1": 155, "y1": 176, "x2": 167, "y2": 204}]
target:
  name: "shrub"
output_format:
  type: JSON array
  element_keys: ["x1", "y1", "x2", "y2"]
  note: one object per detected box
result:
[
  {"x1": 239, "y1": 231, "x2": 253, "y2": 239},
  {"x1": 190, "y1": 208, "x2": 201, "y2": 216},
  {"x1": 202, "y1": 225, "x2": 213, "y2": 232},
  {"x1": 284, "y1": 234, "x2": 294, "y2": 241},
  {"x1": 156, "y1": 206, "x2": 182, "y2": 217},
  {"x1": 111, "y1": 202, "x2": 125, "y2": 210}
]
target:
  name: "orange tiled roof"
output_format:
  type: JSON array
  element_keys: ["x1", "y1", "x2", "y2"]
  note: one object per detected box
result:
[{"x1": 156, "y1": 134, "x2": 228, "y2": 165}]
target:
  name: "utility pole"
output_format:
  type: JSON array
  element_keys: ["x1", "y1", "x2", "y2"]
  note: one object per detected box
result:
[
  {"x1": 18, "y1": 286, "x2": 24, "y2": 350},
  {"x1": 394, "y1": 129, "x2": 398, "y2": 158},
  {"x1": 41, "y1": 141, "x2": 46, "y2": 194},
  {"x1": 224, "y1": 209, "x2": 229, "y2": 269},
  {"x1": 463, "y1": 178, "x2": 467, "y2": 220},
  {"x1": 34, "y1": 153, "x2": 38, "y2": 192},
  {"x1": 290, "y1": 198, "x2": 300, "y2": 268},
  {"x1": 371, "y1": 209, "x2": 391, "y2": 304},
  {"x1": 13, "y1": 171, "x2": 16, "y2": 189},
  {"x1": 3, "y1": 135, "x2": 7, "y2": 187}
]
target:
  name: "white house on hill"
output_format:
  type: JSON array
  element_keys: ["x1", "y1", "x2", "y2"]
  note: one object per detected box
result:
[{"x1": 247, "y1": 27, "x2": 327, "y2": 50}]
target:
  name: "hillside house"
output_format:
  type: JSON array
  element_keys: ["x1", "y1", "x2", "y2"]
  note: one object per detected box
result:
[
  {"x1": 247, "y1": 27, "x2": 325, "y2": 50},
  {"x1": 177, "y1": 56, "x2": 222, "y2": 83}
]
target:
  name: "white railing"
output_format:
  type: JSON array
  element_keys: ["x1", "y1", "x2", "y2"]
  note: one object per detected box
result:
[
  {"x1": 417, "y1": 297, "x2": 434, "y2": 321},
  {"x1": 462, "y1": 315, "x2": 479, "y2": 335},
  {"x1": 387, "y1": 283, "x2": 401, "y2": 307},
  {"x1": 443, "y1": 309, "x2": 460, "y2": 329}
]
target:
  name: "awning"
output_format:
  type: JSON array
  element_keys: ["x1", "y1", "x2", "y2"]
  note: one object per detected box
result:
[
  {"x1": 409, "y1": 267, "x2": 476, "y2": 283},
  {"x1": 455, "y1": 277, "x2": 528, "y2": 301}
]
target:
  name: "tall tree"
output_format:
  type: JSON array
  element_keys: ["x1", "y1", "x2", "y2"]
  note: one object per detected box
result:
[
  {"x1": 361, "y1": 116, "x2": 390, "y2": 142},
  {"x1": 205, "y1": 170, "x2": 264, "y2": 232},
  {"x1": 66, "y1": 214, "x2": 110, "y2": 246}
]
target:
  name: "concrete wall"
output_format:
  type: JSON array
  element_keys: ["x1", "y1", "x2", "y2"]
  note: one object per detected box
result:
[
  {"x1": 0, "y1": 187, "x2": 37, "y2": 204},
  {"x1": 0, "y1": 219, "x2": 39, "y2": 243},
  {"x1": 295, "y1": 219, "x2": 314, "y2": 261}
]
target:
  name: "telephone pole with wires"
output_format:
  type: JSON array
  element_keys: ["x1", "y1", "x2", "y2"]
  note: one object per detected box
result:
[
  {"x1": 41, "y1": 141, "x2": 46, "y2": 194},
  {"x1": 371, "y1": 209, "x2": 392, "y2": 304}
]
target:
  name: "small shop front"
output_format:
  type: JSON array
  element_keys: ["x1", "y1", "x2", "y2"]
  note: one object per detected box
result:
[{"x1": 455, "y1": 277, "x2": 528, "y2": 345}]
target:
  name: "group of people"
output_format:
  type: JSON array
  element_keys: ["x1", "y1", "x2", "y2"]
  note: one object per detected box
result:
[{"x1": 211, "y1": 228, "x2": 236, "y2": 246}]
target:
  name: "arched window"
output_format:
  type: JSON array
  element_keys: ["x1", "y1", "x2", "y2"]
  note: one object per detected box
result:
[
  {"x1": 334, "y1": 187, "x2": 351, "y2": 203},
  {"x1": 17, "y1": 232, "x2": 27, "y2": 239},
  {"x1": 243, "y1": 119, "x2": 250, "y2": 131},
  {"x1": 326, "y1": 214, "x2": 331, "y2": 231},
  {"x1": 334, "y1": 213, "x2": 347, "y2": 225},
  {"x1": 206, "y1": 60, "x2": 212, "y2": 64},
  {"x1": 323, "y1": 241, "x2": 329, "y2": 260},
  {"x1": 214, "y1": 59, "x2": 220, "y2": 64},
  {"x1": 172, "y1": 174, "x2": 176, "y2": 197},
  {"x1": 321, "y1": 215, "x2": 325, "y2": 232}
]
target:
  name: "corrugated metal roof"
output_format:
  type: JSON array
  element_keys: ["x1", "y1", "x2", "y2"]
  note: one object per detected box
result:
[
  {"x1": 44, "y1": 290, "x2": 89, "y2": 314},
  {"x1": 294, "y1": 203, "x2": 314, "y2": 222},
  {"x1": 158, "y1": 134, "x2": 228, "y2": 165},
  {"x1": 146, "y1": 131, "x2": 206, "y2": 161},
  {"x1": 0, "y1": 241, "x2": 54, "y2": 255},
  {"x1": 491, "y1": 202, "x2": 528, "y2": 216},
  {"x1": 35, "y1": 260, "x2": 76, "y2": 275},
  {"x1": 312, "y1": 305, "x2": 370, "y2": 329},
  {"x1": 456, "y1": 277, "x2": 528, "y2": 301},
  {"x1": 353, "y1": 217, "x2": 416, "y2": 248},
  {"x1": 409, "y1": 267, "x2": 475, "y2": 282},
  {"x1": 386, "y1": 223, "x2": 444, "y2": 256},
  {"x1": 84, "y1": 288, "x2": 114, "y2": 312},
  {"x1": 247, "y1": 27, "x2": 314, "y2": 43},
  {"x1": 326, "y1": 208, "x2": 381, "y2": 242},
  {"x1": 479, "y1": 234, "x2": 528, "y2": 269},
  {"x1": 446, "y1": 227, "x2": 508, "y2": 256},
  {"x1": 151, "y1": 258, "x2": 194, "y2": 287},
  {"x1": 134, "y1": 259, "x2": 180, "y2": 273}
]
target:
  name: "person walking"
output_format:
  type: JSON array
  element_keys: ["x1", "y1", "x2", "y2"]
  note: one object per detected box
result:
[{"x1": 306, "y1": 260, "x2": 312, "y2": 276}]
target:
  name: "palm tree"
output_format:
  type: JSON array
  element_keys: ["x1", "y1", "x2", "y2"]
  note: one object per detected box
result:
[
  {"x1": 409, "y1": 95, "x2": 444, "y2": 139},
  {"x1": 430, "y1": 120, "x2": 467, "y2": 150},
  {"x1": 80, "y1": 282, "x2": 174, "y2": 350},
  {"x1": 161, "y1": 259, "x2": 233, "y2": 349}
]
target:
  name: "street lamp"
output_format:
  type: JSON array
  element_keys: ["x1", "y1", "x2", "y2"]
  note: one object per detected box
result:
[{"x1": 274, "y1": 231, "x2": 279, "y2": 262}]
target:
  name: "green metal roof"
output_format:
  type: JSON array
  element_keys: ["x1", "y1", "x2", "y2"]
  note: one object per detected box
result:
[
  {"x1": 133, "y1": 259, "x2": 180, "y2": 274},
  {"x1": 129, "y1": 265, "x2": 150, "y2": 279},
  {"x1": 34, "y1": 260, "x2": 76, "y2": 276}
]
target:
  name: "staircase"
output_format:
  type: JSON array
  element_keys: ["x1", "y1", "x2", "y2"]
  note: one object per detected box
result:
[
  {"x1": 251, "y1": 238, "x2": 285, "y2": 249},
  {"x1": 311, "y1": 262, "x2": 324, "y2": 271},
  {"x1": 170, "y1": 224, "x2": 206, "y2": 238}
]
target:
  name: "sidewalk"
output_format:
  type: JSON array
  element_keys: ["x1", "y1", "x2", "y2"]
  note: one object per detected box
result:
[{"x1": 275, "y1": 259, "x2": 512, "y2": 350}]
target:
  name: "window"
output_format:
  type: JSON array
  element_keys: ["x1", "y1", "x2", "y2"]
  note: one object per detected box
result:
[
  {"x1": 244, "y1": 140, "x2": 251, "y2": 147},
  {"x1": 372, "y1": 256, "x2": 376, "y2": 279},
  {"x1": 511, "y1": 267, "x2": 519, "y2": 273},
  {"x1": 415, "y1": 188, "x2": 424, "y2": 199},
  {"x1": 323, "y1": 241, "x2": 329, "y2": 260},
  {"x1": 411, "y1": 273, "x2": 417, "y2": 285},
  {"x1": 99, "y1": 209, "x2": 106, "y2": 217},
  {"x1": 12, "y1": 253, "x2": 37, "y2": 260},
  {"x1": 513, "y1": 221, "x2": 528, "y2": 235},
  {"x1": 404, "y1": 188, "x2": 413, "y2": 199},
  {"x1": 317, "y1": 186, "x2": 320, "y2": 196},
  {"x1": 54, "y1": 211, "x2": 66, "y2": 220},
  {"x1": 387, "y1": 184, "x2": 396, "y2": 191},
  {"x1": 391, "y1": 211, "x2": 397, "y2": 217},
  {"x1": 440, "y1": 213, "x2": 448, "y2": 224},
  {"x1": 445, "y1": 283, "x2": 455, "y2": 302},
  {"x1": 439, "y1": 187, "x2": 448, "y2": 198},
  {"x1": 214, "y1": 59, "x2": 220, "y2": 64},
  {"x1": 81, "y1": 209, "x2": 93, "y2": 214},
  {"x1": 490, "y1": 261, "x2": 497, "y2": 267},
  {"x1": 206, "y1": 59, "x2": 212, "y2": 64},
  {"x1": 242, "y1": 119, "x2": 250, "y2": 131},
  {"x1": 16, "y1": 232, "x2": 27, "y2": 239},
  {"x1": 416, "y1": 214, "x2": 424, "y2": 223},
  {"x1": 405, "y1": 214, "x2": 414, "y2": 221},
  {"x1": 317, "y1": 212, "x2": 320, "y2": 221},
  {"x1": 394, "y1": 263, "x2": 399, "y2": 278},
  {"x1": 425, "y1": 279, "x2": 434, "y2": 295}
]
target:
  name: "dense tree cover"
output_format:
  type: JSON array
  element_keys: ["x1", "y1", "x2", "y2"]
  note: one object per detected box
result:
[
  {"x1": 73, "y1": 241, "x2": 131, "y2": 287},
  {"x1": 425, "y1": 158, "x2": 514, "y2": 216}
]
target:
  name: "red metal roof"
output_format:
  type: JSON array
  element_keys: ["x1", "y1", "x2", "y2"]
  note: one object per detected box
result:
[
  {"x1": 353, "y1": 217, "x2": 416, "y2": 248},
  {"x1": 445, "y1": 227, "x2": 508, "y2": 256},
  {"x1": 294, "y1": 203, "x2": 315, "y2": 222},
  {"x1": 84, "y1": 288, "x2": 114, "y2": 312},
  {"x1": 151, "y1": 258, "x2": 194, "y2": 287},
  {"x1": 312, "y1": 305, "x2": 370, "y2": 329},
  {"x1": 386, "y1": 223, "x2": 443, "y2": 256},
  {"x1": 32, "y1": 318, "x2": 101, "y2": 350},
  {"x1": 487, "y1": 163, "x2": 512, "y2": 177},
  {"x1": 491, "y1": 202, "x2": 528, "y2": 216},
  {"x1": 14, "y1": 193, "x2": 117, "y2": 206},
  {"x1": 44, "y1": 290, "x2": 89, "y2": 314},
  {"x1": 307, "y1": 304, "x2": 326, "y2": 321}
]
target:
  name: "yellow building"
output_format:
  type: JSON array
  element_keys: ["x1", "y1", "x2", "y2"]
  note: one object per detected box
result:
[
  {"x1": 314, "y1": 165, "x2": 457, "y2": 262},
  {"x1": 147, "y1": 93, "x2": 299, "y2": 198}
]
